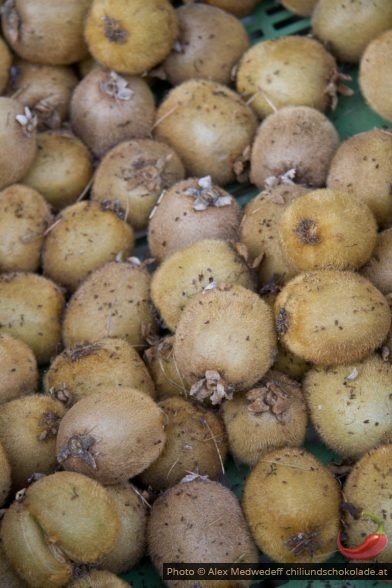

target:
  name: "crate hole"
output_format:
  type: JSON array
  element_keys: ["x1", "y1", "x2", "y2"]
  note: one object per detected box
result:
[
  {"x1": 274, "y1": 13, "x2": 302, "y2": 29},
  {"x1": 266, "y1": 3, "x2": 286, "y2": 16}
]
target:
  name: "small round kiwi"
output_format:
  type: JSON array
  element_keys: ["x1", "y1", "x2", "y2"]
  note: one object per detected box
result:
[
  {"x1": 0, "y1": 184, "x2": 52, "y2": 273},
  {"x1": 304, "y1": 355, "x2": 392, "y2": 459},
  {"x1": 361, "y1": 228, "x2": 392, "y2": 294},
  {"x1": 151, "y1": 239, "x2": 254, "y2": 331},
  {"x1": 42, "y1": 201, "x2": 135, "y2": 292},
  {"x1": 174, "y1": 284, "x2": 277, "y2": 404},
  {"x1": 342, "y1": 444, "x2": 392, "y2": 562},
  {"x1": 1, "y1": 0, "x2": 91, "y2": 65},
  {"x1": 243, "y1": 447, "x2": 341, "y2": 563},
  {"x1": 359, "y1": 29, "x2": 392, "y2": 122},
  {"x1": 44, "y1": 337, "x2": 156, "y2": 405},
  {"x1": 278, "y1": 188, "x2": 377, "y2": 271},
  {"x1": 274, "y1": 271, "x2": 391, "y2": 365},
  {"x1": 0, "y1": 395, "x2": 66, "y2": 490},
  {"x1": 250, "y1": 106, "x2": 339, "y2": 189},
  {"x1": 0, "y1": 537, "x2": 27, "y2": 588},
  {"x1": 7, "y1": 61, "x2": 78, "y2": 129},
  {"x1": 62, "y1": 260, "x2": 157, "y2": 351},
  {"x1": 0, "y1": 273, "x2": 65, "y2": 365},
  {"x1": 0, "y1": 441, "x2": 11, "y2": 507},
  {"x1": 0, "y1": 97, "x2": 37, "y2": 191},
  {"x1": 139, "y1": 397, "x2": 227, "y2": 489},
  {"x1": 327, "y1": 129, "x2": 392, "y2": 226},
  {"x1": 0, "y1": 333, "x2": 38, "y2": 404},
  {"x1": 56, "y1": 388, "x2": 166, "y2": 484},
  {"x1": 281, "y1": 0, "x2": 317, "y2": 17},
  {"x1": 85, "y1": 0, "x2": 178, "y2": 75},
  {"x1": 236, "y1": 36, "x2": 338, "y2": 118},
  {"x1": 148, "y1": 177, "x2": 242, "y2": 263},
  {"x1": 154, "y1": 79, "x2": 257, "y2": 186},
  {"x1": 70, "y1": 68, "x2": 156, "y2": 158},
  {"x1": 222, "y1": 370, "x2": 307, "y2": 466},
  {"x1": 148, "y1": 478, "x2": 259, "y2": 588},
  {"x1": 198, "y1": 0, "x2": 261, "y2": 17},
  {"x1": 21, "y1": 131, "x2": 94, "y2": 211},
  {"x1": 91, "y1": 139, "x2": 185, "y2": 232},
  {"x1": 312, "y1": 0, "x2": 392, "y2": 64},
  {"x1": 0, "y1": 37, "x2": 12, "y2": 95},
  {"x1": 239, "y1": 183, "x2": 307, "y2": 286},
  {"x1": 144, "y1": 336, "x2": 188, "y2": 400},
  {"x1": 68, "y1": 571, "x2": 130, "y2": 588},
  {"x1": 162, "y1": 4, "x2": 249, "y2": 85}
]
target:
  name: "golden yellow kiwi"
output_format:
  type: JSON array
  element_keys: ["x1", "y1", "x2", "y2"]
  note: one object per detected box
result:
[
  {"x1": 236, "y1": 36, "x2": 337, "y2": 118},
  {"x1": 0, "y1": 395, "x2": 66, "y2": 490},
  {"x1": 0, "y1": 37, "x2": 12, "y2": 95},
  {"x1": 8, "y1": 60, "x2": 78, "y2": 129},
  {"x1": 274, "y1": 271, "x2": 391, "y2": 365},
  {"x1": 327, "y1": 129, "x2": 392, "y2": 226},
  {"x1": 0, "y1": 273, "x2": 64, "y2": 365},
  {"x1": 222, "y1": 370, "x2": 307, "y2": 466},
  {"x1": 148, "y1": 177, "x2": 242, "y2": 263},
  {"x1": 0, "y1": 184, "x2": 51, "y2": 273},
  {"x1": 144, "y1": 336, "x2": 188, "y2": 400},
  {"x1": 250, "y1": 106, "x2": 339, "y2": 189},
  {"x1": 0, "y1": 333, "x2": 38, "y2": 404},
  {"x1": 85, "y1": 0, "x2": 178, "y2": 75},
  {"x1": 359, "y1": 29, "x2": 392, "y2": 123},
  {"x1": 56, "y1": 388, "x2": 166, "y2": 485},
  {"x1": 70, "y1": 68, "x2": 156, "y2": 158},
  {"x1": 148, "y1": 478, "x2": 259, "y2": 588},
  {"x1": 151, "y1": 239, "x2": 254, "y2": 331},
  {"x1": 304, "y1": 355, "x2": 392, "y2": 459},
  {"x1": 68, "y1": 572, "x2": 130, "y2": 588},
  {"x1": 361, "y1": 228, "x2": 392, "y2": 294},
  {"x1": 243, "y1": 447, "x2": 341, "y2": 563},
  {"x1": 140, "y1": 397, "x2": 227, "y2": 489},
  {"x1": 174, "y1": 284, "x2": 277, "y2": 404},
  {"x1": 154, "y1": 79, "x2": 257, "y2": 186},
  {"x1": 91, "y1": 139, "x2": 185, "y2": 232},
  {"x1": 278, "y1": 188, "x2": 377, "y2": 271},
  {"x1": 312, "y1": 0, "x2": 392, "y2": 64},
  {"x1": 281, "y1": 0, "x2": 317, "y2": 17},
  {"x1": 163, "y1": 4, "x2": 249, "y2": 85},
  {"x1": 22, "y1": 131, "x2": 93, "y2": 211},
  {"x1": 62, "y1": 260, "x2": 157, "y2": 350},
  {"x1": 44, "y1": 337, "x2": 155, "y2": 406},
  {"x1": 0, "y1": 441, "x2": 10, "y2": 507}
]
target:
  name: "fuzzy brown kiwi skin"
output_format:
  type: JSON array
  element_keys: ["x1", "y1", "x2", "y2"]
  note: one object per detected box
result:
[
  {"x1": 68, "y1": 571, "x2": 130, "y2": 588},
  {"x1": 144, "y1": 335, "x2": 187, "y2": 400},
  {"x1": 0, "y1": 536, "x2": 28, "y2": 588},
  {"x1": 359, "y1": 30, "x2": 392, "y2": 123},
  {"x1": 0, "y1": 37, "x2": 12, "y2": 95},
  {"x1": 282, "y1": 0, "x2": 317, "y2": 17},
  {"x1": 361, "y1": 228, "x2": 392, "y2": 294},
  {"x1": 0, "y1": 333, "x2": 38, "y2": 404}
]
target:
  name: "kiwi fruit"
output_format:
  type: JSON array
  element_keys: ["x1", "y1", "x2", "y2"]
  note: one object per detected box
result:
[
  {"x1": 44, "y1": 337, "x2": 156, "y2": 406},
  {"x1": 327, "y1": 129, "x2": 392, "y2": 226},
  {"x1": 7, "y1": 61, "x2": 78, "y2": 129},
  {"x1": 148, "y1": 177, "x2": 242, "y2": 263},
  {"x1": 274, "y1": 270, "x2": 391, "y2": 365},
  {"x1": 304, "y1": 355, "x2": 392, "y2": 459},
  {"x1": 243, "y1": 447, "x2": 341, "y2": 563},
  {"x1": 278, "y1": 188, "x2": 377, "y2": 271},
  {"x1": 154, "y1": 79, "x2": 257, "y2": 186},
  {"x1": 0, "y1": 97, "x2": 37, "y2": 191},
  {"x1": 312, "y1": 0, "x2": 392, "y2": 64},
  {"x1": 272, "y1": 343, "x2": 310, "y2": 381},
  {"x1": 70, "y1": 68, "x2": 156, "y2": 158},
  {"x1": 0, "y1": 394, "x2": 66, "y2": 490},
  {"x1": 1, "y1": 0, "x2": 91, "y2": 65},
  {"x1": 139, "y1": 397, "x2": 227, "y2": 489},
  {"x1": 148, "y1": 478, "x2": 259, "y2": 588},
  {"x1": 21, "y1": 130, "x2": 94, "y2": 211},
  {"x1": 361, "y1": 228, "x2": 392, "y2": 294},
  {"x1": 281, "y1": 0, "x2": 317, "y2": 17},
  {"x1": 0, "y1": 36, "x2": 12, "y2": 95},
  {"x1": 56, "y1": 388, "x2": 166, "y2": 485},
  {"x1": 174, "y1": 284, "x2": 277, "y2": 404},
  {"x1": 0, "y1": 537, "x2": 27, "y2": 588},
  {"x1": 236, "y1": 36, "x2": 338, "y2": 118},
  {"x1": 42, "y1": 201, "x2": 135, "y2": 292},
  {"x1": 0, "y1": 333, "x2": 38, "y2": 404},
  {"x1": 0, "y1": 441, "x2": 11, "y2": 507},
  {"x1": 91, "y1": 139, "x2": 185, "y2": 232},
  {"x1": 68, "y1": 572, "x2": 130, "y2": 588},
  {"x1": 0, "y1": 273, "x2": 65, "y2": 365},
  {"x1": 151, "y1": 239, "x2": 255, "y2": 331},
  {"x1": 250, "y1": 106, "x2": 340, "y2": 189},
  {"x1": 62, "y1": 260, "x2": 157, "y2": 351},
  {"x1": 222, "y1": 370, "x2": 307, "y2": 466},
  {"x1": 144, "y1": 336, "x2": 188, "y2": 400},
  {"x1": 239, "y1": 184, "x2": 307, "y2": 286},
  {"x1": 0, "y1": 184, "x2": 52, "y2": 273},
  {"x1": 162, "y1": 4, "x2": 249, "y2": 86},
  {"x1": 359, "y1": 29, "x2": 392, "y2": 122},
  {"x1": 1, "y1": 471, "x2": 120, "y2": 587}
]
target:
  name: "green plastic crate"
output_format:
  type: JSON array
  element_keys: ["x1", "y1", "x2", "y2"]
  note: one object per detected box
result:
[{"x1": 121, "y1": 1, "x2": 389, "y2": 586}]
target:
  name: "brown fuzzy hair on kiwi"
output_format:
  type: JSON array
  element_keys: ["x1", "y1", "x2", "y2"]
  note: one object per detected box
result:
[
  {"x1": 0, "y1": 333, "x2": 38, "y2": 404},
  {"x1": 359, "y1": 29, "x2": 392, "y2": 123},
  {"x1": 274, "y1": 270, "x2": 391, "y2": 365},
  {"x1": 361, "y1": 228, "x2": 392, "y2": 294},
  {"x1": 250, "y1": 106, "x2": 339, "y2": 190},
  {"x1": 144, "y1": 335, "x2": 188, "y2": 400}
]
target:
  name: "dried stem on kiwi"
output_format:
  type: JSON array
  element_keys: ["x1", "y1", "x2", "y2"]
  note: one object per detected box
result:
[
  {"x1": 48, "y1": 384, "x2": 73, "y2": 408},
  {"x1": 184, "y1": 176, "x2": 233, "y2": 211},
  {"x1": 38, "y1": 411, "x2": 62, "y2": 441},
  {"x1": 57, "y1": 435, "x2": 97, "y2": 470},
  {"x1": 15, "y1": 107, "x2": 37, "y2": 137},
  {"x1": 246, "y1": 383, "x2": 291, "y2": 420},
  {"x1": 100, "y1": 71, "x2": 133, "y2": 100},
  {"x1": 324, "y1": 71, "x2": 353, "y2": 110},
  {"x1": 102, "y1": 16, "x2": 128, "y2": 45},
  {"x1": 294, "y1": 218, "x2": 320, "y2": 245},
  {"x1": 286, "y1": 529, "x2": 321, "y2": 557},
  {"x1": 190, "y1": 370, "x2": 234, "y2": 405},
  {"x1": 276, "y1": 308, "x2": 289, "y2": 336},
  {"x1": 64, "y1": 342, "x2": 102, "y2": 362}
]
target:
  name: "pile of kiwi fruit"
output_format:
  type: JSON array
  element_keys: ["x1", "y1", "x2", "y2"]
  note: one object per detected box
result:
[{"x1": 0, "y1": 0, "x2": 391, "y2": 586}]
